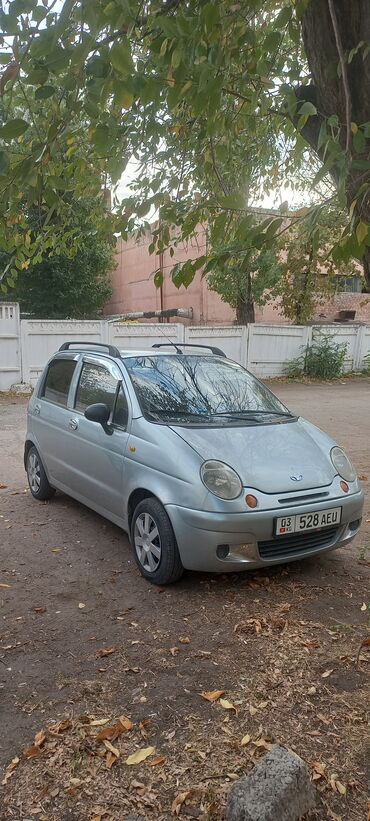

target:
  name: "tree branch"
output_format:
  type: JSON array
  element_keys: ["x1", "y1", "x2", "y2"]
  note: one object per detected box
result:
[{"x1": 327, "y1": 0, "x2": 352, "y2": 153}]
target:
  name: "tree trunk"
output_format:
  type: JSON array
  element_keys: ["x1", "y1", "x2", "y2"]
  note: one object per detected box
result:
[
  {"x1": 236, "y1": 297, "x2": 255, "y2": 324},
  {"x1": 236, "y1": 269, "x2": 255, "y2": 324},
  {"x1": 300, "y1": 0, "x2": 370, "y2": 289}
]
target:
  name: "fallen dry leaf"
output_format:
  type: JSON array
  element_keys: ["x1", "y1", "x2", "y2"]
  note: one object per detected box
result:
[
  {"x1": 170, "y1": 647, "x2": 179, "y2": 656},
  {"x1": 336, "y1": 780, "x2": 347, "y2": 795},
  {"x1": 125, "y1": 746, "x2": 155, "y2": 765},
  {"x1": 149, "y1": 755, "x2": 166, "y2": 766},
  {"x1": 200, "y1": 690, "x2": 225, "y2": 703},
  {"x1": 179, "y1": 636, "x2": 190, "y2": 644},
  {"x1": 119, "y1": 715, "x2": 134, "y2": 731},
  {"x1": 0, "y1": 583, "x2": 11, "y2": 589},
  {"x1": 90, "y1": 718, "x2": 110, "y2": 727},
  {"x1": 219, "y1": 698, "x2": 237, "y2": 713},
  {"x1": 33, "y1": 607, "x2": 47, "y2": 614},
  {"x1": 358, "y1": 474, "x2": 368, "y2": 481},
  {"x1": 34, "y1": 729, "x2": 46, "y2": 748},
  {"x1": 360, "y1": 603, "x2": 367, "y2": 611},
  {"x1": 301, "y1": 639, "x2": 320, "y2": 650},
  {"x1": 0, "y1": 484, "x2": 7, "y2": 489},
  {"x1": 253, "y1": 737, "x2": 273, "y2": 751},
  {"x1": 249, "y1": 705, "x2": 258, "y2": 716},
  {"x1": 106, "y1": 751, "x2": 118, "y2": 769},
  {"x1": 24, "y1": 745, "x2": 41, "y2": 759},
  {"x1": 312, "y1": 760, "x2": 326, "y2": 781},
  {"x1": 97, "y1": 647, "x2": 116, "y2": 658},
  {"x1": 34, "y1": 785, "x2": 48, "y2": 802},
  {"x1": 356, "y1": 636, "x2": 370, "y2": 666},
  {"x1": 139, "y1": 719, "x2": 150, "y2": 737},
  {"x1": 241, "y1": 734, "x2": 251, "y2": 746},
  {"x1": 172, "y1": 790, "x2": 191, "y2": 815},
  {"x1": 78, "y1": 602, "x2": 86, "y2": 609},
  {"x1": 321, "y1": 669, "x2": 334, "y2": 678},
  {"x1": 1, "y1": 757, "x2": 19, "y2": 785},
  {"x1": 103, "y1": 740, "x2": 120, "y2": 757},
  {"x1": 96, "y1": 716, "x2": 133, "y2": 742},
  {"x1": 48, "y1": 719, "x2": 72, "y2": 735}
]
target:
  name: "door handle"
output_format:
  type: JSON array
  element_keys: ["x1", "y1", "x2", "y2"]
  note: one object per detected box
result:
[
  {"x1": 68, "y1": 418, "x2": 78, "y2": 430},
  {"x1": 33, "y1": 404, "x2": 41, "y2": 416}
]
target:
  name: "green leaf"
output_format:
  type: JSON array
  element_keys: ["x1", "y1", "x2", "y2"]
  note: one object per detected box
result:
[
  {"x1": 0, "y1": 149, "x2": 10, "y2": 174},
  {"x1": 110, "y1": 40, "x2": 133, "y2": 77},
  {"x1": 91, "y1": 124, "x2": 110, "y2": 152},
  {"x1": 264, "y1": 31, "x2": 281, "y2": 53},
  {"x1": 0, "y1": 118, "x2": 29, "y2": 139},
  {"x1": 218, "y1": 191, "x2": 246, "y2": 210},
  {"x1": 35, "y1": 85, "x2": 56, "y2": 100},
  {"x1": 0, "y1": 52, "x2": 12, "y2": 65},
  {"x1": 171, "y1": 47, "x2": 182, "y2": 70},
  {"x1": 24, "y1": 66, "x2": 49, "y2": 85},
  {"x1": 154, "y1": 270, "x2": 163, "y2": 288},
  {"x1": 32, "y1": 5, "x2": 48, "y2": 23},
  {"x1": 356, "y1": 221, "x2": 368, "y2": 245}
]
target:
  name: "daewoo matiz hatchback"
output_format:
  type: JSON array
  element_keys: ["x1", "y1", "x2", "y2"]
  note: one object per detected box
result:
[{"x1": 25, "y1": 341, "x2": 364, "y2": 585}]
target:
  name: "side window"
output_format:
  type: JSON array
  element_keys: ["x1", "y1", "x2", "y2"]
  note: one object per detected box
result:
[
  {"x1": 75, "y1": 362, "x2": 129, "y2": 427},
  {"x1": 42, "y1": 359, "x2": 77, "y2": 407},
  {"x1": 75, "y1": 362, "x2": 117, "y2": 412}
]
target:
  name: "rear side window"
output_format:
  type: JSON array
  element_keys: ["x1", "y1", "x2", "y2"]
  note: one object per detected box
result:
[
  {"x1": 42, "y1": 359, "x2": 77, "y2": 407},
  {"x1": 75, "y1": 362, "x2": 128, "y2": 427}
]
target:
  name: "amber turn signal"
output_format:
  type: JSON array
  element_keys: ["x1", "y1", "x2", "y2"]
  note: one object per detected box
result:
[
  {"x1": 245, "y1": 494, "x2": 258, "y2": 508},
  {"x1": 340, "y1": 480, "x2": 349, "y2": 493}
]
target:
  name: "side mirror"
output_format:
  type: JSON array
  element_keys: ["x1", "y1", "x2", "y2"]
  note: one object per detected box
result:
[{"x1": 84, "y1": 403, "x2": 112, "y2": 434}]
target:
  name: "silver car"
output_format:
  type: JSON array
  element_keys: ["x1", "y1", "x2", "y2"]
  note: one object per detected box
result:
[{"x1": 25, "y1": 341, "x2": 364, "y2": 585}]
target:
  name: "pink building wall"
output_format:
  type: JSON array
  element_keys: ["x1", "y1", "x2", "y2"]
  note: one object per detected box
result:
[{"x1": 104, "y1": 230, "x2": 370, "y2": 324}]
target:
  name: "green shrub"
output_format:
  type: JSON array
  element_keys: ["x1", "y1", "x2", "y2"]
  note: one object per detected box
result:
[
  {"x1": 284, "y1": 334, "x2": 348, "y2": 380},
  {"x1": 362, "y1": 351, "x2": 370, "y2": 375}
]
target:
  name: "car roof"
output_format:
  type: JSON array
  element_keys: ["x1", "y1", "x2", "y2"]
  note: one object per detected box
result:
[{"x1": 53, "y1": 345, "x2": 225, "y2": 361}]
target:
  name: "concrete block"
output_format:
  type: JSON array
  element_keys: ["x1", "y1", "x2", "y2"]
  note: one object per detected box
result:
[{"x1": 226, "y1": 744, "x2": 316, "y2": 821}]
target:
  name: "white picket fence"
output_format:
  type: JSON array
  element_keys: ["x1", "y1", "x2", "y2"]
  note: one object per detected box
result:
[{"x1": 0, "y1": 302, "x2": 370, "y2": 391}]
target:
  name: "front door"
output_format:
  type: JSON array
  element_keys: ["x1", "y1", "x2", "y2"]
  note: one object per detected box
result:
[{"x1": 62, "y1": 356, "x2": 130, "y2": 519}]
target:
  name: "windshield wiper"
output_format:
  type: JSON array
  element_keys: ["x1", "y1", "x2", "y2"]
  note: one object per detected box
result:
[{"x1": 211, "y1": 410, "x2": 294, "y2": 418}]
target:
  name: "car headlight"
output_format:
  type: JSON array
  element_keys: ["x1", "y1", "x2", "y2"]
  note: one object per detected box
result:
[
  {"x1": 330, "y1": 446, "x2": 357, "y2": 482},
  {"x1": 201, "y1": 460, "x2": 242, "y2": 500}
]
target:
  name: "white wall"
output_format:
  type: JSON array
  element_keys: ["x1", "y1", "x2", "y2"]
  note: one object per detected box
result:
[
  {"x1": 0, "y1": 303, "x2": 21, "y2": 390},
  {"x1": 0, "y1": 303, "x2": 370, "y2": 390}
]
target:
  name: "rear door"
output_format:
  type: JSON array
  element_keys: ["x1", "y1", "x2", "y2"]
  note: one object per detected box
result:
[
  {"x1": 30, "y1": 355, "x2": 80, "y2": 485},
  {"x1": 63, "y1": 356, "x2": 130, "y2": 518}
]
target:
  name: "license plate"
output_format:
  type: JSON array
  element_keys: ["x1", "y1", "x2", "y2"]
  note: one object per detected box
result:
[{"x1": 275, "y1": 507, "x2": 342, "y2": 536}]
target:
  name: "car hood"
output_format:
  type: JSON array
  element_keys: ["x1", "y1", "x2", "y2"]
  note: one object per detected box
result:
[{"x1": 170, "y1": 418, "x2": 337, "y2": 493}]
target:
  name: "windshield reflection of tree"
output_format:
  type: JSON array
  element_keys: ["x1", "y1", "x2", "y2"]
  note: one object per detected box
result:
[{"x1": 125, "y1": 356, "x2": 285, "y2": 420}]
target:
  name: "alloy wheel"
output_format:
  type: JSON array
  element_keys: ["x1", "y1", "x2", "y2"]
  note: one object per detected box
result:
[
  {"x1": 134, "y1": 512, "x2": 162, "y2": 573},
  {"x1": 28, "y1": 451, "x2": 41, "y2": 494}
]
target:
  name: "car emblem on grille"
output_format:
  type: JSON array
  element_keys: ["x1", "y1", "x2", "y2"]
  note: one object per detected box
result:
[{"x1": 290, "y1": 474, "x2": 303, "y2": 481}]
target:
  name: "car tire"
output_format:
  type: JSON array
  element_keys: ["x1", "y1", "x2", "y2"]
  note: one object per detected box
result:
[
  {"x1": 26, "y1": 446, "x2": 55, "y2": 501},
  {"x1": 130, "y1": 497, "x2": 183, "y2": 585}
]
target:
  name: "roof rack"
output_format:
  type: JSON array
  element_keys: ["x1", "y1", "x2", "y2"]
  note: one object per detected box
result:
[
  {"x1": 59, "y1": 341, "x2": 121, "y2": 357},
  {"x1": 152, "y1": 342, "x2": 226, "y2": 357}
]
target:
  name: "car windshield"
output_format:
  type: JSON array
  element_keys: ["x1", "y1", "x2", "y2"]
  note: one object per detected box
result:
[{"x1": 123, "y1": 354, "x2": 293, "y2": 425}]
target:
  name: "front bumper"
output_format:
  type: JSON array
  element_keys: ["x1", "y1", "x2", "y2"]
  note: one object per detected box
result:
[{"x1": 165, "y1": 490, "x2": 364, "y2": 572}]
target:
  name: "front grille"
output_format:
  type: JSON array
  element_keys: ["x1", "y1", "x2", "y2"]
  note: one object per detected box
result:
[
  {"x1": 278, "y1": 491, "x2": 329, "y2": 506},
  {"x1": 258, "y1": 526, "x2": 340, "y2": 561}
]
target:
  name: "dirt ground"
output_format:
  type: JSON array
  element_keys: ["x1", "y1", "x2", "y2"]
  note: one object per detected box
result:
[{"x1": 0, "y1": 381, "x2": 369, "y2": 821}]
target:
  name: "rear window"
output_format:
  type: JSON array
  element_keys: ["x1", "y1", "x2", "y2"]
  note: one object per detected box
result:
[{"x1": 42, "y1": 359, "x2": 77, "y2": 407}]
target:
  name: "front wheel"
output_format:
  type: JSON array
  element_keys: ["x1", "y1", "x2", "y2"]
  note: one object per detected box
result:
[
  {"x1": 130, "y1": 498, "x2": 183, "y2": 585},
  {"x1": 26, "y1": 446, "x2": 55, "y2": 501}
]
